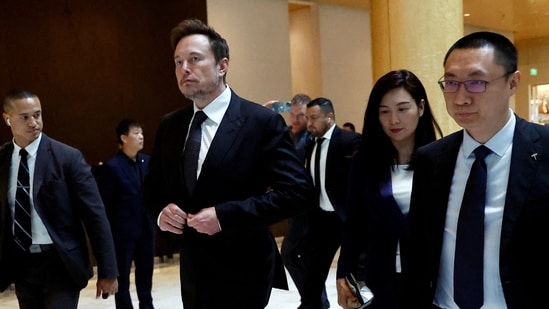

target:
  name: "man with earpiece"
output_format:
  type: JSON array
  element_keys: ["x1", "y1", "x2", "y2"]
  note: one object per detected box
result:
[
  {"x1": 0, "y1": 89, "x2": 119, "y2": 308},
  {"x1": 298, "y1": 97, "x2": 361, "y2": 309}
]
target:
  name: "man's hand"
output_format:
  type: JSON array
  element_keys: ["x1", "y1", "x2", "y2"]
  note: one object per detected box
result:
[
  {"x1": 96, "y1": 277, "x2": 118, "y2": 299},
  {"x1": 336, "y1": 277, "x2": 357, "y2": 309},
  {"x1": 159, "y1": 203, "x2": 188, "y2": 234},
  {"x1": 187, "y1": 207, "x2": 221, "y2": 235}
]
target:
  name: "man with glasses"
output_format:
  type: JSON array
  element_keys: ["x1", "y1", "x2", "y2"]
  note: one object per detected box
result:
[{"x1": 406, "y1": 31, "x2": 549, "y2": 308}]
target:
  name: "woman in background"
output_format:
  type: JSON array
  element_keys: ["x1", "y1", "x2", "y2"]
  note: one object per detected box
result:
[{"x1": 336, "y1": 69, "x2": 443, "y2": 308}]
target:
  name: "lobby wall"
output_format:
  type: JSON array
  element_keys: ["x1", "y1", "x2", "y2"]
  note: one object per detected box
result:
[
  {"x1": 0, "y1": 0, "x2": 207, "y2": 165},
  {"x1": 207, "y1": 0, "x2": 371, "y2": 131}
]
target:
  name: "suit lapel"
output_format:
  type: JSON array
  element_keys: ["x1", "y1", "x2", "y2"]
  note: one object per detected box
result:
[
  {"x1": 430, "y1": 133, "x2": 462, "y2": 233},
  {"x1": 324, "y1": 127, "x2": 342, "y2": 196},
  {"x1": 136, "y1": 154, "x2": 148, "y2": 184},
  {"x1": 377, "y1": 171, "x2": 409, "y2": 236},
  {"x1": 33, "y1": 134, "x2": 51, "y2": 201},
  {"x1": 325, "y1": 126, "x2": 340, "y2": 177},
  {"x1": 0, "y1": 143, "x2": 14, "y2": 240},
  {"x1": 0, "y1": 143, "x2": 13, "y2": 202},
  {"x1": 501, "y1": 117, "x2": 541, "y2": 256},
  {"x1": 177, "y1": 108, "x2": 195, "y2": 190},
  {"x1": 198, "y1": 96, "x2": 244, "y2": 182}
]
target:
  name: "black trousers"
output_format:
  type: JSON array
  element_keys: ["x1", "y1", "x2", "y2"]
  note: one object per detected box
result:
[
  {"x1": 298, "y1": 209, "x2": 342, "y2": 309},
  {"x1": 14, "y1": 248, "x2": 80, "y2": 309},
  {"x1": 114, "y1": 228, "x2": 155, "y2": 309},
  {"x1": 281, "y1": 213, "x2": 329, "y2": 307}
]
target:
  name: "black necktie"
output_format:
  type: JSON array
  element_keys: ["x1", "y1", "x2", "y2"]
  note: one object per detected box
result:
[
  {"x1": 14, "y1": 148, "x2": 32, "y2": 251},
  {"x1": 454, "y1": 145, "x2": 491, "y2": 309},
  {"x1": 314, "y1": 138, "x2": 325, "y2": 193},
  {"x1": 183, "y1": 111, "x2": 208, "y2": 195}
]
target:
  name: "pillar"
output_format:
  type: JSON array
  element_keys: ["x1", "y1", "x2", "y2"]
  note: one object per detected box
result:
[{"x1": 370, "y1": 0, "x2": 463, "y2": 135}]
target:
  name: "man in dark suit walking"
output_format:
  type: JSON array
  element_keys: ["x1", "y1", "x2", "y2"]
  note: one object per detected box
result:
[
  {"x1": 406, "y1": 31, "x2": 549, "y2": 309},
  {"x1": 298, "y1": 97, "x2": 361, "y2": 309},
  {"x1": 143, "y1": 19, "x2": 314, "y2": 309},
  {"x1": 0, "y1": 89, "x2": 118, "y2": 308},
  {"x1": 97, "y1": 119, "x2": 155, "y2": 309},
  {"x1": 264, "y1": 93, "x2": 318, "y2": 303}
]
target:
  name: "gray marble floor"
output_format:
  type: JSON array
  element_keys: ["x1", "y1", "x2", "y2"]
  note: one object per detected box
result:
[{"x1": 0, "y1": 242, "x2": 340, "y2": 308}]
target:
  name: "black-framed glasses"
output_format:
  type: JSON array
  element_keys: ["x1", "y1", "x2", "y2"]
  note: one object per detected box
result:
[{"x1": 437, "y1": 72, "x2": 512, "y2": 93}]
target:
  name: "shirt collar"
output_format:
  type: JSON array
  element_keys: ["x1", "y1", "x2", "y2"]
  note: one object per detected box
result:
[
  {"x1": 193, "y1": 85, "x2": 231, "y2": 126},
  {"x1": 13, "y1": 133, "x2": 42, "y2": 158},
  {"x1": 320, "y1": 123, "x2": 337, "y2": 141}
]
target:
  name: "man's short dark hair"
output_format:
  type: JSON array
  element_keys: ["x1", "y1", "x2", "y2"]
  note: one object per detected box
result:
[
  {"x1": 116, "y1": 119, "x2": 142, "y2": 145},
  {"x1": 444, "y1": 31, "x2": 517, "y2": 74}
]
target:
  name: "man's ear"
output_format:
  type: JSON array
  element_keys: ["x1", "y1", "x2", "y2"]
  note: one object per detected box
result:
[
  {"x1": 218, "y1": 58, "x2": 229, "y2": 76},
  {"x1": 3, "y1": 113, "x2": 10, "y2": 126},
  {"x1": 509, "y1": 71, "x2": 520, "y2": 91}
]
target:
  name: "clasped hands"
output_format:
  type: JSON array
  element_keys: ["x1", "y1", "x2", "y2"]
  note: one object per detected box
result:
[{"x1": 159, "y1": 203, "x2": 221, "y2": 235}]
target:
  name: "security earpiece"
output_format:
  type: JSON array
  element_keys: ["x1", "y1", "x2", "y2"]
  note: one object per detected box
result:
[{"x1": 6, "y1": 118, "x2": 10, "y2": 126}]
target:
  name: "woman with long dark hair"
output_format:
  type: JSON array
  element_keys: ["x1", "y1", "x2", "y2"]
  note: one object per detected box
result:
[{"x1": 336, "y1": 69, "x2": 442, "y2": 308}]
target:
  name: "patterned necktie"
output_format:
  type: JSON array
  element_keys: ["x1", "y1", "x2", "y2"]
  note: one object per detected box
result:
[
  {"x1": 183, "y1": 111, "x2": 208, "y2": 195},
  {"x1": 14, "y1": 148, "x2": 32, "y2": 251},
  {"x1": 314, "y1": 138, "x2": 325, "y2": 193},
  {"x1": 454, "y1": 145, "x2": 491, "y2": 309}
]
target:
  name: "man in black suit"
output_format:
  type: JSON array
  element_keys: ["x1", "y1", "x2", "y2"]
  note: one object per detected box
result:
[
  {"x1": 298, "y1": 97, "x2": 361, "y2": 309},
  {"x1": 406, "y1": 31, "x2": 549, "y2": 308},
  {"x1": 143, "y1": 19, "x2": 314, "y2": 309},
  {"x1": 0, "y1": 89, "x2": 118, "y2": 308},
  {"x1": 96, "y1": 119, "x2": 155, "y2": 309},
  {"x1": 265, "y1": 93, "x2": 319, "y2": 303}
]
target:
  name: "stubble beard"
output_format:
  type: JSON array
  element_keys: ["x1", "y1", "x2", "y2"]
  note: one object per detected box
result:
[{"x1": 182, "y1": 78, "x2": 224, "y2": 104}]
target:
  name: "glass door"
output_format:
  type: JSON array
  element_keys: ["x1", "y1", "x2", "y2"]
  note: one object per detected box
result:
[{"x1": 530, "y1": 84, "x2": 549, "y2": 125}]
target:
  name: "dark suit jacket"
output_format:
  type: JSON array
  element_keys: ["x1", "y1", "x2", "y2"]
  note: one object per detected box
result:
[
  {"x1": 97, "y1": 151, "x2": 154, "y2": 241},
  {"x1": 338, "y1": 161, "x2": 410, "y2": 308},
  {"x1": 0, "y1": 134, "x2": 118, "y2": 291},
  {"x1": 144, "y1": 89, "x2": 314, "y2": 307},
  {"x1": 407, "y1": 116, "x2": 549, "y2": 308},
  {"x1": 305, "y1": 126, "x2": 360, "y2": 221}
]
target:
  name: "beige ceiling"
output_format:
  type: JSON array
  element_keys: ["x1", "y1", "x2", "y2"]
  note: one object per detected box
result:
[
  {"x1": 294, "y1": 0, "x2": 549, "y2": 41},
  {"x1": 464, "y1": 0, "x2": 549, "y2": 41}
]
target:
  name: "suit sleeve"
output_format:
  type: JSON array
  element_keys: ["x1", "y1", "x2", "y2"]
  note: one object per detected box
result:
[
  {"x1": 337, "y1": 158, "x2": 368, "y2": 279},
  {"x1": 66, "y1": 149, "x2": 118, "y2": 279},
  {"x1": 214, "y1": 111, "x2": 316, "y2": 230}
]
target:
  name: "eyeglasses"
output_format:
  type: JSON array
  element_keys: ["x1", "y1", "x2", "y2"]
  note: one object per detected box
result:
[{"x1": 437, "y1": 73, "x2": 512, "y2": 93}]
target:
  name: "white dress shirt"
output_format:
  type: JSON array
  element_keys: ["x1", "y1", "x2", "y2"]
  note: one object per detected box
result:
[
  {"x1": 9, "y1": 133, "x2": 53, "y2": 245},
  {"x1": 392, "y1": 164, "x2": 412, "y2": 273},
  {"x1": 311, "y1": 124, "x2": 336, "y2": 212},
  {"x1": 434, "y1": 112, "x2": 514, "y2": 309},
  {"x1": 186, "y1": 85, "x2": 231, "y2": 178}
]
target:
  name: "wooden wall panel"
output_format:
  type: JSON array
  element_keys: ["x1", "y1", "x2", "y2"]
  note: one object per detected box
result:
[{"x1": 0, "y1": 0, "x2": 207, "y2": 165}]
